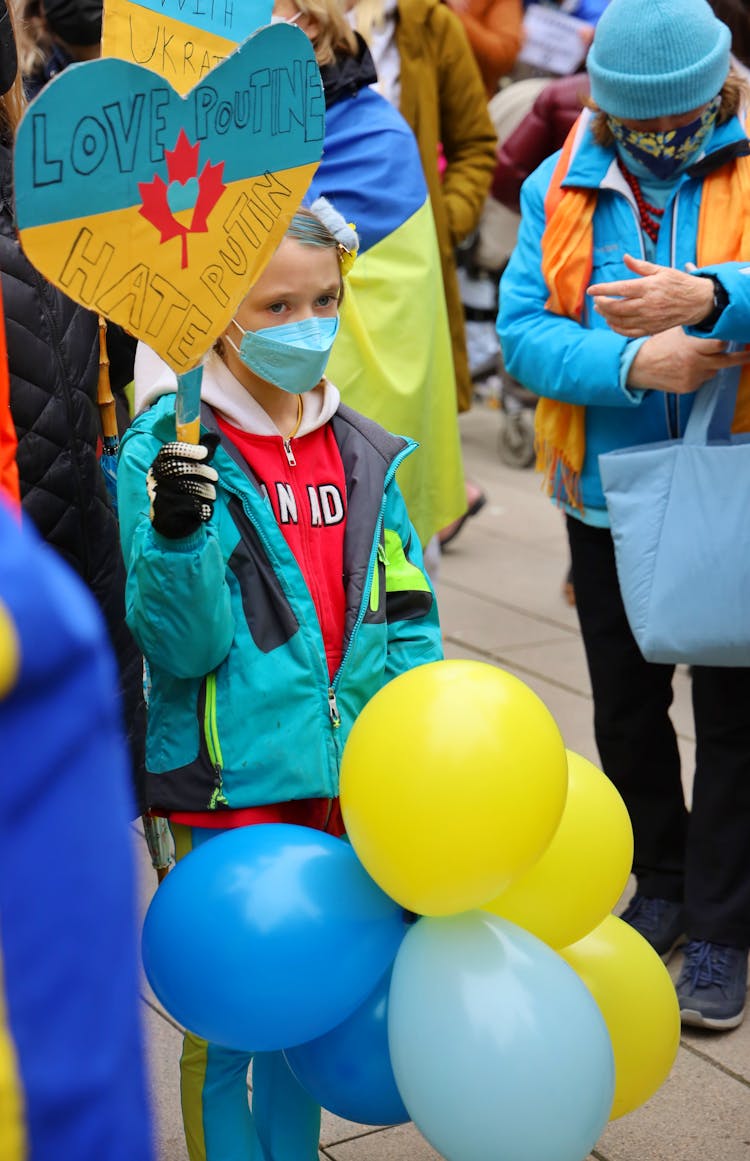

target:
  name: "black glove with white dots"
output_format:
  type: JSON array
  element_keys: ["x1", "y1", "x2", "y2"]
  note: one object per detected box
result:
[{"x1": 146, "y1": 434, "x2": 220, "y2": 540}]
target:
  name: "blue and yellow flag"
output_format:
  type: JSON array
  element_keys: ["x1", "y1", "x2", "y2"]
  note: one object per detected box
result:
[{"x1": 308, "y1": 88, "x2": 465, "y2": 546}]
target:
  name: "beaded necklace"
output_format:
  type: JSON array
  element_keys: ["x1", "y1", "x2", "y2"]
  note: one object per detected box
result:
[{"x1": 618, "y1": 161, "x2": 664, "y2": 244}]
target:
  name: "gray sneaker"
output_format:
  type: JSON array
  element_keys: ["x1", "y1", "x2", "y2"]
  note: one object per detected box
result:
[
  {"x1": 677, "y1": 941, "x2": 748, "y2": 1031},
  {"x1": 619, "y1": 893, "x2": 685, "y2": 958}
]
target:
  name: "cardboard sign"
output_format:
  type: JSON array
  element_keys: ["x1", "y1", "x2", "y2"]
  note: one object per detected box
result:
[
  {"x1": 102, "y1": 0, "x2": 273, "y2": 94},
  {"x1": 14, "y1": 23, "x2": 324, "y2": 374},
  {"x1": 518, "y1": 4, "x2": 589, "y2": 75}
]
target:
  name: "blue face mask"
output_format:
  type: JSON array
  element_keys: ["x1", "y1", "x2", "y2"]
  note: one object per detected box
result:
[
  {"x1": 607, "y1": 96, "x2": 721, "y2": 181},
  {"x1": 226, "y1": 315, "x2": 340, "y2": 394}
]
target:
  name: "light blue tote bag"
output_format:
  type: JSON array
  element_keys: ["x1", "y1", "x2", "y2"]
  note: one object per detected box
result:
[{"x1": 599, "y1": 365, "x2": 750, "y2": 667}]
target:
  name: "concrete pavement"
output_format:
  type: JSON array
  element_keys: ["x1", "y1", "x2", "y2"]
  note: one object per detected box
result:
[{"x1": 136, "y1": 400, "x2": 750, "y2": 1161}]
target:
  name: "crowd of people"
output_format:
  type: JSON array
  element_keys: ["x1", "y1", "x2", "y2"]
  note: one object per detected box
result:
[{"x1": 2, "y1": 0, "x2": 750, "y2": 1156}]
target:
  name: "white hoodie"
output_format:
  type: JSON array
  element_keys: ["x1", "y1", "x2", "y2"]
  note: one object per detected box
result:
[{"x1": 133, "y1": 342, "x2": 342, "y2": 438}]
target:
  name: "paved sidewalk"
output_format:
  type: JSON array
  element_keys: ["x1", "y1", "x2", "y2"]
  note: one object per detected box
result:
[{"x1": 137, "y1": 402, "x2": 750, "y2": 1161}]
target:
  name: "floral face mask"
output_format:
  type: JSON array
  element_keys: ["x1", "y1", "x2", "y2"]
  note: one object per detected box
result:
[{"x1": 607, "y1": 95, "x2": 722, "y2": 180}]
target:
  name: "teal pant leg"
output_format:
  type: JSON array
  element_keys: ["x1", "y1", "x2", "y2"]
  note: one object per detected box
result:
[
  {"x1": 181, "y1": 1040, "x2": 320, "y2": 1160},
  {"x1": 251, "y1": 1051, "x2": 321, "y2": 1160},
  {"x1": 175, "y1": 824, "x2": 321, "y2": 1160},
  {"x1": 176, "y1": 825, "x2": 260, "y2": 1161},
  {"x1": 181, "y1": 1031, "x2": 261, "y2": 1161}
]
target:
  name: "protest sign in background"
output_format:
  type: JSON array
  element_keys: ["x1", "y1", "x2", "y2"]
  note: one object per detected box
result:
[{"x1": 102, "y1": 0, "x2": 273, "y2": 93}]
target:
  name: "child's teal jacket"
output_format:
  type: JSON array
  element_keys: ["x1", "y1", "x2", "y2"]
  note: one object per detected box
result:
[{"x1": 117, "y1": 395, "x2": 443, "y2": 814}]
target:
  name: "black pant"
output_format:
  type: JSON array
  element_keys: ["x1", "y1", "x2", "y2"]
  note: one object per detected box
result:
[{"x1": 567, "y1": 515, "x2": 750, "y2": 947}]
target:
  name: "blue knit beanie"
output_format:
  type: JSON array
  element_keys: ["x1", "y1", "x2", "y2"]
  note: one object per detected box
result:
[{"x1": 587, "y1": 0, "x2": 731, "y2": 119}]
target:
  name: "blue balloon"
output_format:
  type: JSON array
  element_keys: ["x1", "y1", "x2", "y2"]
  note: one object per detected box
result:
[
  {"x1": 142, "y1": 823, "x2": 407, "y2": 1052},
  {"x1": 285, "y1": 968, "x2": 409, "y2": 1126},
  {"x1": 388, "y1": 912, "x2": 614, "y2": 1161}
]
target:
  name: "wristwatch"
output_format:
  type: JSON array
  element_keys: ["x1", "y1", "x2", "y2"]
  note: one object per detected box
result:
[{"x1": 694, "y1": 273, "x2": 729, "y2": 330}]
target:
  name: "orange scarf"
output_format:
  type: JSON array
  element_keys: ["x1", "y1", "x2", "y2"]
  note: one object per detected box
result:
[{"x1": 536, "y1": 113, "x2": 750, "y2": 512}]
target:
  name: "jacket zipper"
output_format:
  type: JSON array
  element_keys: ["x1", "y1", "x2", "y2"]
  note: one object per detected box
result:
[
  {"x1": 219, "y1": 439, "x2": 413, "y2": 753},
  {"x1": 204, "y1": 671, "x2": 228, "y2": 809},
  {"x1": 327, "y1": 686, "x2": 341, "y2": 727},
  {"x1": 369, "y1": 542, "x2": 387, "y2": 612},
  {"x1": 220, "y1": 473, "x2": 336, "y2": 721},
  {"x1": 282, "y1": 437, "x2": 296, "y2": 467},
  {"x1": 329, "y1": 445, "x2": 412, "y2": 705},
  {"x1": 220, "y1": 470, "x2": 343, "y2": 800},
  {"x1": 325, "y1": 489, "x2": 399, "y2": 808}
]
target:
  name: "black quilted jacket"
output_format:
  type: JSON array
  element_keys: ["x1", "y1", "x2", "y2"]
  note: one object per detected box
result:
[{"x1": 1, "y1": 141, "x2": 146, "y2": 813}]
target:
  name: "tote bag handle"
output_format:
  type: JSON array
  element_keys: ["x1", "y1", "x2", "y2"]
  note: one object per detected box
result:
[{"x1": 683, "y1": 357, "x2": 741, "y2": 446}]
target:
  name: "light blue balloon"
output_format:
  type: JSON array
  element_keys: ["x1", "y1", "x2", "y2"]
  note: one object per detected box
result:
[
  {"x1": 388, "y1": 912, "x2": 614, "y2": 1161},
  {"x1": 285, "y1": 968, "x2": 409, "y2": 1126},
  {"x1": 142, "y1": 823, "x2": 407, "y2": 1052}
]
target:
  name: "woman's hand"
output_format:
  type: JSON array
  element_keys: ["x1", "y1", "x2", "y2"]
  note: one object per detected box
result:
[
  {"x1": 587, "y1": 254, "x2": 715, "y2": 336},
  {"x1": 627, "y1": 327, "x2": 750, "y2": 394}
]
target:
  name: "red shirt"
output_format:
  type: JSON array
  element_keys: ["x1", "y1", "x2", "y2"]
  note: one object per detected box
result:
[{"x1": 165, "y1": 799, "x2": 345, "y2": 835}]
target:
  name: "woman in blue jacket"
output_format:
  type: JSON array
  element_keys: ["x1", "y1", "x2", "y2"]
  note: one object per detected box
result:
[{"x1": 498, "y1": 0, "x2": 750, "y2": 1032}]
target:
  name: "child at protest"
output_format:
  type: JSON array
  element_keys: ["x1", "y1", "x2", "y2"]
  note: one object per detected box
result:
[{"x1": 117, "y1": 200, "x2": 443, "y2": 1161}]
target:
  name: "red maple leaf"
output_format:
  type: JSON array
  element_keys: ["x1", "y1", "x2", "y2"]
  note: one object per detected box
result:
[
  {"x1": 167, "y1": 130, "x2": 200, "y2": 185},
  {"x1": 191, "y1": 160, "x2": 227, "y2": 233},
  {"x1": 138, "y1": 130, "x2": 227, "y2": 269},
  {"x1": 138, "y1": 175, "x2": 182, "y2": 245}
]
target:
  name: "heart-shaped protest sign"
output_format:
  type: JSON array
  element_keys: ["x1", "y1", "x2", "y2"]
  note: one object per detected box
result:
[{"x1": 14, "y1": 22, "x2": 324, "y2": 374}]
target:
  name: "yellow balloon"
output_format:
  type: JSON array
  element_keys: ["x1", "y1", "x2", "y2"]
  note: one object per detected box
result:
[
  {"x1": 560, "y1": 915, "x2": 680, "y2": 1119},
  {"x1": 0, "y1": 598, "x2": 20, "y2": 699},
  {"x1": 340, "y1": 659, "x2": 568, "y2": 916},
  {"x1": 485, "y1": 750, "x2": 633, "y2": 947}
]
